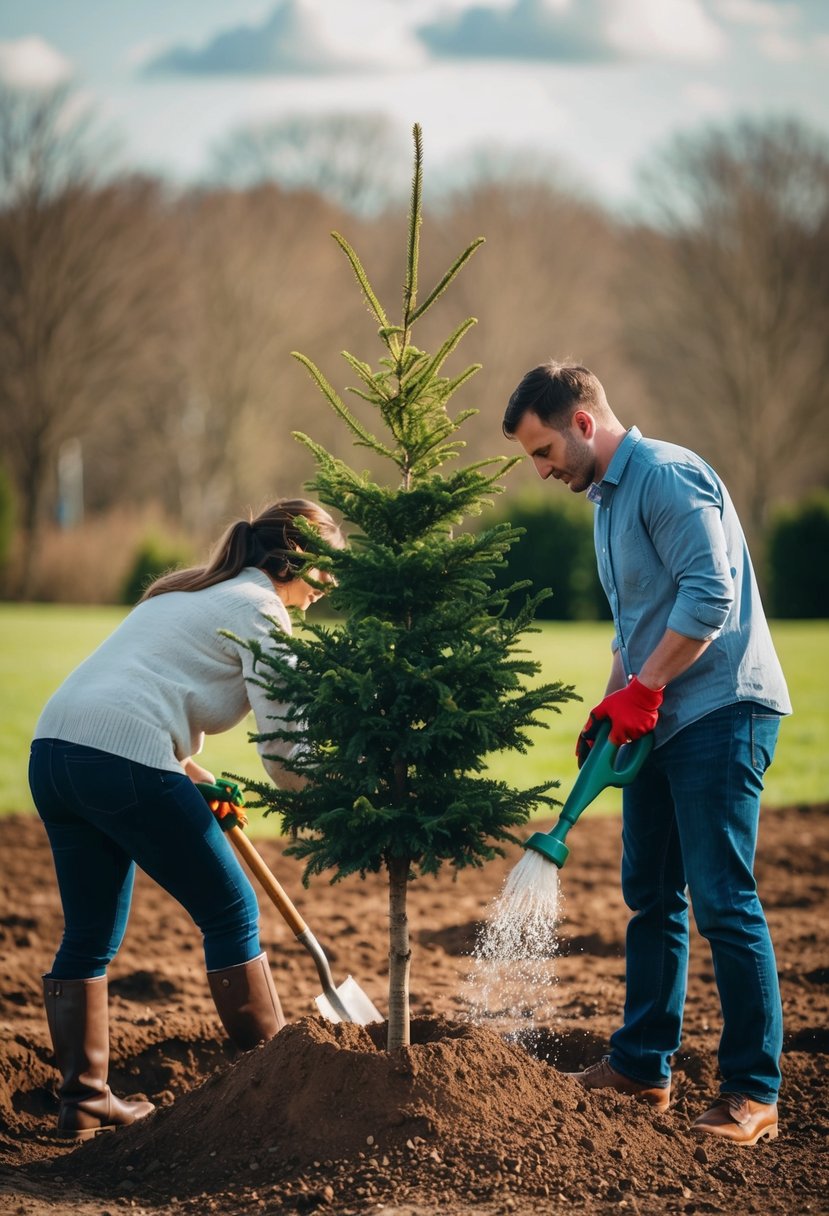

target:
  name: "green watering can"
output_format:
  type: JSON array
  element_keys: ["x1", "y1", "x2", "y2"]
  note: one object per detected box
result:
[{"x1": 523, "y1": 720, "x2": 654, "y2": 868}]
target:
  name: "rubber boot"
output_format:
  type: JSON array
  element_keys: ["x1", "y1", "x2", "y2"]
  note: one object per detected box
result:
[
  {"x1": 42, "y1": 976, "x2": 155, "y2": 1141},
  {"x1": 207, "y1": 951, "x2": 285, "y2": 1051}
]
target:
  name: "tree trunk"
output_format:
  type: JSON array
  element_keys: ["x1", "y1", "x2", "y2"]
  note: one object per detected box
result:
[
  {"x1": 386, "y1": 855, "x2": 411, "y2": 1050},
  {"x1": 17, "y1": 439, "x2": 47, "y2": 600}
]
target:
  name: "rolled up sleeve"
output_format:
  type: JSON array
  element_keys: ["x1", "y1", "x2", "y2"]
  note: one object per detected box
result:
[{"x1": 644, "y1": 463, "x2": 735, "y2": 641}]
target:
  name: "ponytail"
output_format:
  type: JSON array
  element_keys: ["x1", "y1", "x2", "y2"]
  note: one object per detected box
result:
[{"x1": 140, "y1": 499, "x2": 342, "y2": 601}]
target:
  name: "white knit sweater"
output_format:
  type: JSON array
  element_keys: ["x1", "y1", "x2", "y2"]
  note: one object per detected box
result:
[{"x1": 35, "y1": 568, "x2": 299, "y2": 781}]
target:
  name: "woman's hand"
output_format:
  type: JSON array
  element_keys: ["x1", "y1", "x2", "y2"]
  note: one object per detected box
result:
[{"x1": 182, "y1": 757, "x2": 216, "y2": 785}]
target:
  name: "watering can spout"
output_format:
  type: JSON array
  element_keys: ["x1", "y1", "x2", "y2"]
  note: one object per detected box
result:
[
  {"x1": 524, "y1": 829, "x2": 572, "y2": 868},
  {"x1": 524, "y1": 721, "x2": 653, "y2": 868}
]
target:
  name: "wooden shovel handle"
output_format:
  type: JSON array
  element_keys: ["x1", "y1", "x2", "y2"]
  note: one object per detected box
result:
[{"x1": 225, "y1": 823, "x2": 308, "y2": 938}]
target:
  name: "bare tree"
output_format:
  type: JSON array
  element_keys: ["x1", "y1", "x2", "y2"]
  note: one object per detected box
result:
[
  {"x1": 0, "y1": 83, "x2": 182, "y2": 595},
  {"x1": 208, "y1": 111, "x2": 407, "y2": 216},
  {"x1": 414, "y1": 178, "x2": 644, "y2": 482},
  {"x1": 624, "y1": 117, "x2": 829, "y2": 551},
  {"x1": 0, "y1": 82, "x2": 100, "y2": 206},
  {"x1": 165, "y1": 183, "x2": 369, "y2": 535}
]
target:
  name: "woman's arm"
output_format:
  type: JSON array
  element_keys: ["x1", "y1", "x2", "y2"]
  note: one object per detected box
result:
[{"x1": 181, "y1": 757, "x2": 216, "y2": 784}]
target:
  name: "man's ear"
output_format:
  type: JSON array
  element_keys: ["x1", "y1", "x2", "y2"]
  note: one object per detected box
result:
[{"x1": 572, "y1": 409, "x2": 596, "y2": 438}]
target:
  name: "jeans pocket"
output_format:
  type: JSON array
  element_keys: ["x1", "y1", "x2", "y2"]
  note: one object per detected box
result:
[
  {"x1": 750, "y1": 712, "x2": 780, "y2": 775},
  {"x1": 63, "y1": 751, "x2": 139, "y2": 816}
]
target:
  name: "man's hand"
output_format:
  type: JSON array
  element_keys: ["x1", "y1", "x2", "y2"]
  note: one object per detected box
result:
[{"x1": 576, "y1": 677, "x2": 663, "y2": 766}]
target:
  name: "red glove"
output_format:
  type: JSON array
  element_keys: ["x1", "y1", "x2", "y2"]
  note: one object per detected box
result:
[{"x1": 576, "y1": 677, "x2": 663, "y2": 766}]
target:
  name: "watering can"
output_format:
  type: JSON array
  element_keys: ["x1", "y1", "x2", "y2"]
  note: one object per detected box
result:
[{"x1": 523, "y1": 720, "x2": 653, "y2": 868}]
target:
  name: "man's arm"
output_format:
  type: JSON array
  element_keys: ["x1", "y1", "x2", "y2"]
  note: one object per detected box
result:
[
  {"x1": 638, "y1": 628, "x2": 711, "y2": 691},
  {"x1": 604, "y1": 647, "x2": 627, "y2": 696},
  {"x1": 576, "y1": 645, "x2": 631, "y2": 764},
  {"x1": 581, "y1": 618, "x2": 715, "y2": 758},
  {"x1": 581, "y1": 460, "x2": 731, "y2": 758}
]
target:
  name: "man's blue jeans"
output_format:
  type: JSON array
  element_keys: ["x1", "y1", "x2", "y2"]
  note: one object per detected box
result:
[
  {"x1": 608, "y1": 701, "x2": 783, "y2": 1104},
  {"x1": 28, "y1": 739, "x2": 262, "y2": 979}
]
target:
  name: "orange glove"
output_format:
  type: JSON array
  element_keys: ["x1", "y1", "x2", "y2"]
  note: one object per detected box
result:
[
  {"x1": 208, "y1": 799, "x2": 248, "y2": 828},
  {"x1": 577, "y1": 677, "x2": 663, "y2": 766}
]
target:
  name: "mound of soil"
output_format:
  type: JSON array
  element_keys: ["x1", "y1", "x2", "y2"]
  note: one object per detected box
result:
[
  {"x1": 30, "y1": 1015, "x2": 793, "y2": 1213},
  {"x1": 0, "y1": 806, "x2": 827, "y2": 1216}
]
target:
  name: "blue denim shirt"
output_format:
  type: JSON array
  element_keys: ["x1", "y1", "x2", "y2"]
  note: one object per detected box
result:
[{"x1": 589, "y1": 427, "x2": 791, "y2": 747}]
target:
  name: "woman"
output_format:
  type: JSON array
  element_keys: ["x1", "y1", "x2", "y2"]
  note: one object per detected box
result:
[{"x1": 28, "y1": 498, "x2": 342, "y2": 1140}]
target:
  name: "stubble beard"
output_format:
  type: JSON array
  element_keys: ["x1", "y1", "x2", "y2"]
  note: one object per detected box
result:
[{"x1": 563, "y1": 432, "x2": 596, "y2": 494}]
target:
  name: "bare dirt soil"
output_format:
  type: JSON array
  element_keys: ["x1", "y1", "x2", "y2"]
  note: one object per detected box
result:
[{"x1": 0, "y1": 804, "x2": 826, "y2": 1216}]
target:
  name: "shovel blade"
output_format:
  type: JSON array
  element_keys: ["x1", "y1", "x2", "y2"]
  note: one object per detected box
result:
[{"x1": 315, "y1": 975, "x2": 383, "y2": 1025}]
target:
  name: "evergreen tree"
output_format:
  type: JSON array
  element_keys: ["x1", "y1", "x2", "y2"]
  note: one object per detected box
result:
[{"x1": 237, "y1": 126, "x2": 577, "y2": 1049}]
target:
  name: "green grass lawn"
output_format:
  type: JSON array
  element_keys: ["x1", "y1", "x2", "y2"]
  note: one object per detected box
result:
[{"x1": 1, "y1": 605, "x2": 826, "y2": 833}]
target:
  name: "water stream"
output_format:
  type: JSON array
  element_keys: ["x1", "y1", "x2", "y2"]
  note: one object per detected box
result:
[{"x1": 464, "y1": 850, "x2": 563, "y2": 1043}]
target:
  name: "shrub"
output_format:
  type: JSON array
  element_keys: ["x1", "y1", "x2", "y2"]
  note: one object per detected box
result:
[
  {"x1": 7, "y1": 508, "x2": 192, "y2": 604},
  {"x1": 121, "y1": 533, "x2": 194, "y2": 605},
  {"x1": 489, "y1": 491, "x2": 610, "y2": 621},
  {"x1": 768, "y1": 493, "x2": 829, "y2": 619}
]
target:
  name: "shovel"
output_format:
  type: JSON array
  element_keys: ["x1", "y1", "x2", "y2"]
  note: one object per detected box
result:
[
  {"x1": 523, "y1": 720, "x2": 653, "y2": 868},
  {"x1": 197, "y1": 780, "x2": 382, "y2": 1026}
]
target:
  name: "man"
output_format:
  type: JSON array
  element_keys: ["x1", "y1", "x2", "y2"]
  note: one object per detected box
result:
[{"x1": 503, "y1": 360, "x2": 790, "y2": 1146}]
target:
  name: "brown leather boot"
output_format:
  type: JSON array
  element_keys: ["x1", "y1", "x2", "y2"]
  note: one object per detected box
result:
[
  {"x1": 567, "y1": 1057, "x2": 671, "y2": 1111},
  {"x1": 207, "y1": 952, "x2": 285, "y2": 1051},
  {"x1": 42, "y1": 976, "x2": 155, "y2": 1141},
  {"x1": 692, "y1": 1094, "x2": 779, "y2": 1144}
]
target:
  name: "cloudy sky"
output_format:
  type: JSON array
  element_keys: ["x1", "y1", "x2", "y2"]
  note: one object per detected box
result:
[{"x1": 1, "y1": 0, "x2": 827, "y2": 207}]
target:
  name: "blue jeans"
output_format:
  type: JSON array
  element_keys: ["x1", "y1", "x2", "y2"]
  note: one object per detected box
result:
[
  {"x1": 28, "y1": 739, "x2": 262, "y2": 978},
  {"x1": 608, "y1": 701, "x2": 783, "y2": 1104}
]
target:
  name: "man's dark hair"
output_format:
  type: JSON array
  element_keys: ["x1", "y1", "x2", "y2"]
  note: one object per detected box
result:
[{"x1": 502, "y1": 360, "x2": 609, "y2": 436}]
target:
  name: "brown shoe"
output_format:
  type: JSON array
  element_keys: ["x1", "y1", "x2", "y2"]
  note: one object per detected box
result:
[
  {"x1": 567, "y1": 1057, "x2": 670, "y2": 1111},
  {"x1": 692, "y1": 1094, "x2": 778, "y2": 1145}
]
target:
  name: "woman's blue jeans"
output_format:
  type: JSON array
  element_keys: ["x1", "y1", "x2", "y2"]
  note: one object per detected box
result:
[
  {"x1": 28, "y1": 739, "x2": 262, "y2": 979},
  {"x1": 608, "y1": 701, "x2": 783, "y2": 1104}
]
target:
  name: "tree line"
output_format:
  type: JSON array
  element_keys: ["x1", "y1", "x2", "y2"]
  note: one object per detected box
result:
[{"x1": 0, "y1": 84, "x2": 827, "y2": 600}]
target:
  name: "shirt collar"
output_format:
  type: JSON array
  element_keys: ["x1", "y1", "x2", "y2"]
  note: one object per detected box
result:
[
  {"x1": 586, "y1": 426, "x2": 642, "y2": 503},
  {"x1": 600, "y1": 425, "x2": 642, "y2": 487}
]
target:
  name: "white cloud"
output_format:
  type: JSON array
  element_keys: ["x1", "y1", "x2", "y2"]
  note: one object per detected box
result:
[
  {"x1": 712, "y1": 0, "x2": 797, "y2": 28},
  {"x1": 127, "y1": 40, "x2": 170, "y2": 70},
  {"x1": 712, "y1": 0, "x2": 807, "y2": 62},
  {"x1": 418, "y1": 0, "x2": 616, "y2": 63},
  {"x1": 418, "y1": 0, "x2": 725, "y2": 64},
  {"x1": 604, "y1": 0, "x2": 725, "y2": 62},
  {"x1": 756, "y1": 28, "x2": 803, "y2": 60},
  {"x1": 0, "y1": 36, "x2": 74, "y2": 90},
  {"x1": 143, "y1": 0, "x2": 372, "y2": 77},
  {"x1": 317, "y1": 0, "x2": 428, "y2": 69},
  {"x1": 682, "y1": 80, "x2": 731, "y2": 115}
]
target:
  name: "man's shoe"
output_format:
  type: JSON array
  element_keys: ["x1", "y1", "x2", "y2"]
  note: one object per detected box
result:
[
  {"x1": 566, "y1": 1057, "x2": 670, "y2": 1111},
  {"x1": 692, "y1": 1094, "x2": 778, "y2": 1145}
]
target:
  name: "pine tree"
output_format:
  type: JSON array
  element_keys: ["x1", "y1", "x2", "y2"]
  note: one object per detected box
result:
[{"x1": 237, "y1": 126, "x2": 577, "y2": 1049}]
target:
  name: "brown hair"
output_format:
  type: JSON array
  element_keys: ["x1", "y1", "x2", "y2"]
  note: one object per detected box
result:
[
  {"x1": 502, "y1": 360, "x2": 610, "y2": 436},
  {"x1": 140, "y1": 498, "x2": 343, "y2": 601}
]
